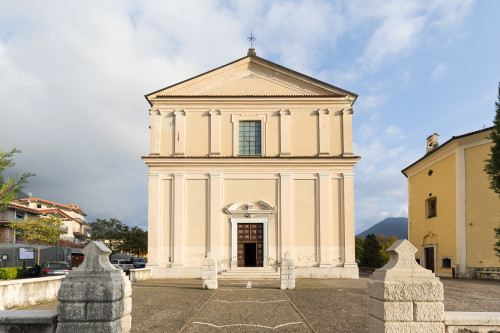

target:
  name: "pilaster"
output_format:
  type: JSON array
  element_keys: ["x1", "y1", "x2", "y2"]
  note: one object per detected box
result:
[
  {"x1": 147, "y1": 173, "x2": 161, "y2": 267},
  {"x1": 318, "y1": 109, "x2": 330, "y2": 156},
  {"x1": 318, "y1": 172, "x2": 333, "y2": 266},
  {"x1": 149, "y1": 109, "x2": 161, "y2": 155},
  {"x1": 341, "y1": 108, "x2": 354, "y2": 156},
  {"x1": 342, "y1": 172, "x2": 357, "y2": 266},
  {"x1": 209, "y1": 110, "x2": 221, "y2": 156},
  {"x1": 172, "y1": 173, "x2": 185, "y2": 267},
  {"x1": 173, "y1": 110, "x2": 186, "y2": 155},
  {"x1": 279, "y1": 109, "x2": 291, "y2": 156},
  {"x1": 209, "y1": 173, "x2": 222, "y2": 261},
  {"x1": 279, "y1": 173, "x2": 293, "y2": 258}
]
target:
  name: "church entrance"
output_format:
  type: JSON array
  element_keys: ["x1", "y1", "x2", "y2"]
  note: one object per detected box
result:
[{"x1": 237, "y1": 223, "x2": 263, "y2": 267}]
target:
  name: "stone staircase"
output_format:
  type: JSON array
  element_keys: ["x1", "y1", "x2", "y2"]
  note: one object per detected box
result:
[{"x1": 218, "y1": 267, "x2": 280, "y2": 280}]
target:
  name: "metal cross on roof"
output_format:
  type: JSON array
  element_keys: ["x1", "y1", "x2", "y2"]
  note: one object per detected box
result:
[{"x1": 247, "y1": 31, "x2": 256, "y2": 48}]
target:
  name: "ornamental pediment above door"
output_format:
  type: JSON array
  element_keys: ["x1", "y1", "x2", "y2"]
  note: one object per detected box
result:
[{"x1": 223, "y1": 200, "x2": 275, "y2": 218}]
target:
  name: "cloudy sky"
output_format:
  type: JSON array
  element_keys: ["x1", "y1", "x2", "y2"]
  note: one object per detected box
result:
[{"x1": 1, "y1": 0, "x2": 498, "y2": 233}]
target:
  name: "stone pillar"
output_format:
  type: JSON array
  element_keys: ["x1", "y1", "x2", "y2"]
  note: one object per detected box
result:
[
  {"x1": 280, "y1": 252, "x2": 295, "y2": 290},
  {"x1": 202, "y1": 252, "x2": 217, "y2": 290},
  {"x1": 367, "y1": 240, "x2": 445, "y2": 333},
  {"x1": 57, "y1": 241, "x2": 131, "y2": 333}
]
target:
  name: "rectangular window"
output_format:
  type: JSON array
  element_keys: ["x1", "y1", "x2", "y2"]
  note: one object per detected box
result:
[
  {"x1": 426, "y1": 197, "x2": 437, "y2": 219},
  {"x1": 15, "y1": 211, "x2": 25, "y2": 220},
  {"x1": 441, "y1": 257, "x2": 452, "y2": 269},
  {"x1": 239, "y1": 121, "x2": 261, "y2": 155}
]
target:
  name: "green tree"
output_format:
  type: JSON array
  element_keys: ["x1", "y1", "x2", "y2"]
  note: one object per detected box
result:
[
  {"x1": 122, "y1": 226, "x2": 148, "y2": 257},
  {"x1": 484, "y1": 83, "x2": 500, "y2": 260},
  {"x1": 495, "y1": 226, "x2": 500, "y2": 260},
  {"x1": 9, "y1": 215, "x2": 66, "y2": 264},
  {"x1": 377, "y1": 234, "x2": 398, "y2": 266},
  {"x1": 360, "y1": 233, "x2": 384, "y2": 268},
  {"x1": 355, "y1": 237, "x2": 364, "y2": 264},
  {"x1": 89, "y1": 218, "x2": 130, "y2": 254},
  {"x1": 484, "y1": 83, "x2": 500, "y2": 197},
  {"x1": 0, "y1": 148, "x2": 35, "y2": 210}
]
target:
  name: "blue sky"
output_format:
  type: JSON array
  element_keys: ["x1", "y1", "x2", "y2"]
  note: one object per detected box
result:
[{"x1": 0, "y1": 0, "x2": 498, "y2": 233}]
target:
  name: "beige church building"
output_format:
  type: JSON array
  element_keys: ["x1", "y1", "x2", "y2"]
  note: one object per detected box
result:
[{"x1": 143, "y1": 49, "x2": 360, "y2": 278}]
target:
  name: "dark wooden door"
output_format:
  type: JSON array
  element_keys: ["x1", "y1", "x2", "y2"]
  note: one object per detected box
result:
[
  {"x1": 424, "y1": 247, "x2": 434, "y2": 272},
  {"x1": 237, "y1": 223, "x2": 263, "y2": 267}
]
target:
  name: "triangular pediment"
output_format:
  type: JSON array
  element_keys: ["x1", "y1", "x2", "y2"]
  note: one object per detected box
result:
[{"x1": 146, "y1": 54, "x2": 357, "y2": 100}]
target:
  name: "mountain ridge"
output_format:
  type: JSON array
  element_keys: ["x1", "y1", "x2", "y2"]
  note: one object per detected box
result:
[{"x1": 356, "y1": 217, "x2": 408, "y2": 239}]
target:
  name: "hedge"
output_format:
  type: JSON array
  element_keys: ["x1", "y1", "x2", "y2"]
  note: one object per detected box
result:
[{"x1": 0, "y1": 267, "x2": 23, "y2": 280}]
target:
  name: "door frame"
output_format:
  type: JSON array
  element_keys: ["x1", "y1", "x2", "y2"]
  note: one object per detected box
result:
[
  {"x1": 230, "y1": 217, "x2": 269, "y2": 268},
  {"x1": 422, "y1": 244, "x2": 437, "y2": 273}
]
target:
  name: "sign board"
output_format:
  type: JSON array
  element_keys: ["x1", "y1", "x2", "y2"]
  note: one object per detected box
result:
[
  {"x1": 2, "y1": 254, "x2": 7, "y2": 261},
  {"x1": 19, "y1": 247, "x2": 35, "y2": 260}
]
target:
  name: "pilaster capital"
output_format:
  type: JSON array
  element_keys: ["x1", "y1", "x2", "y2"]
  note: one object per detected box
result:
[
  {"x1": 342, "y1": 108, "x2": 354, "y2": 115},
  {"x1": 173, "y1": 172, "x2": 185, "y2": 179},
  {"x1": 342, "y1": 172, "x2": 355, "y2": 178},
  {"x1": 318, "y1": 108, "x2": 330, "y2": 116},
  {"x1": 279, "y1": 109, "x2": 291, "y2": 116},
  {"x1": 147, "y1": 172, "x2": 160, "y2": 179},
  {"x1": 149, "y1": 109, "x2": 161, "y2": 116},
  {"x1": 209, "y1": 109, "x2": 221, "y2": 116},
  {"x1": 318, "y1": 172, "x2": 330, "y2": 179},
  {"x1": 173, "y1": 110, "x2": 186, "y2": 117},
  {"x1": 280, "y1": 172, "x2": 292, "y2": 179},
  {"x1": 209, "y1": 172, "x2": 222, "y2": 178}
]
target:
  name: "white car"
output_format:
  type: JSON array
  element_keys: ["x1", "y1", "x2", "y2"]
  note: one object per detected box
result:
[{"x1": 111, "y1": 259, "x2": 134, "y2": 272}]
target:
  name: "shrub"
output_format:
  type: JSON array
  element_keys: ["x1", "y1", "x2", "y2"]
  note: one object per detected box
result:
[{"x1": 0, "y1": 267, "x2": 22, "y2": 280}]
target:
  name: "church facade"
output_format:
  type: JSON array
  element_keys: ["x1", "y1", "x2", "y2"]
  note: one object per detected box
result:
[{"x1": 143, "y1": 49, "x2": 360, "y2": 278}]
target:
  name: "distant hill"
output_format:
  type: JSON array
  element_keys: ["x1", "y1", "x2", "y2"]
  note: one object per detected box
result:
[{"x1": 356, "y1": 217, "x2": 408, "y2": 239}]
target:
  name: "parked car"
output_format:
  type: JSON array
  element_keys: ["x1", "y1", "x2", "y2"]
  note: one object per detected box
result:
[
  {"x1": 111, "y1": 259, "x2": 134, "y2": 272},
  {"x1": 132, "y1": 258, "x2": 146, "y2": 268},
  {"x1": 22, "y1": 261, "x2": 41, "y2": 278},
  {"x1": 40, "y1": 261, "x2": 72, "y2": 277}
]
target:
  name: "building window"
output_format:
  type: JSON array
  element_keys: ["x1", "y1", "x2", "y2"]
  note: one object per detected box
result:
[
  {"x1": 15, "y1": 211, "x2": 25, "y2": 220},
  {"x1": 426, "y1": 197, "x2": 437, "y2": 219},
  {"x1": 441, "y1": 257, "x2": 452, "y2": 269},
  {"x1": 36, "y1": 204, "x2": 42, "y2": 208},
  {"x1": 239, "y1": 121, "x2": 261, "y2": 155}
]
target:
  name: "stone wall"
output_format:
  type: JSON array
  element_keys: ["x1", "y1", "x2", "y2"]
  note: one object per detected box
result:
[
  {"x1": 444, "y1": 312, "x2": 500, "y2": 332},
  {"x1": 129, "y1": 268, "x2": 153, "y2": 282},
  {"x1": 0, "y1": 276, "x2": 64, "y2": 310},
  {"x1": 0, "y1": 310, "x2": 57, "y2": 333}
]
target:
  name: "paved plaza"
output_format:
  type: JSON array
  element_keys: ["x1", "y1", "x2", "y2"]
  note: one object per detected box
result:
[{"x1": 26, "y1": 275, "x2": 500, "y2": 332}]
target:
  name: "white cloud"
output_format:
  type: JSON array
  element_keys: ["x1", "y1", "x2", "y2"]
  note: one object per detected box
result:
[{"x1": 430, "y1": 63, "x2": 449, "y2": 81}]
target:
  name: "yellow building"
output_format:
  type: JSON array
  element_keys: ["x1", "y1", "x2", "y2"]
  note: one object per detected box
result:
[
  {"x1": 402, "y1": 127, "x2": 499, "y2": 278},
  {"x1": 142, "y1": 49, "x2": 360, "y2": 278}
]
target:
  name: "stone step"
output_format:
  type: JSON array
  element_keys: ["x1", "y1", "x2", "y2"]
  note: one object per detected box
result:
[{"x1": 218, "y1": 268, "x2": 280, "y2": 280}]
